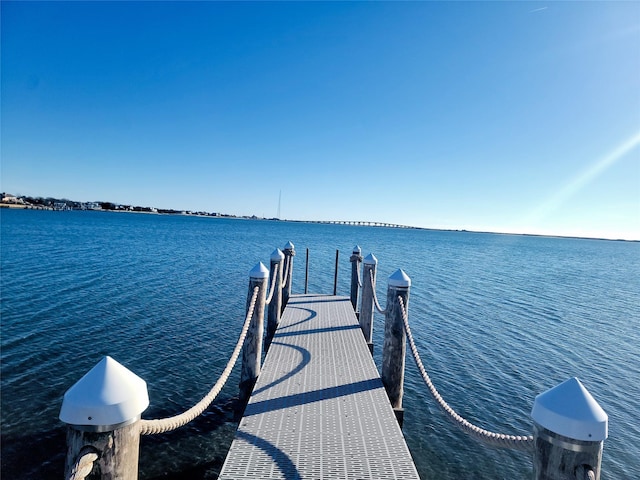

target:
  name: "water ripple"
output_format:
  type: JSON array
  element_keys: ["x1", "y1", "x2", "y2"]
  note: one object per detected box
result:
[{"x1": 2, "y1": 211, "x2": 639, "y2": 479}]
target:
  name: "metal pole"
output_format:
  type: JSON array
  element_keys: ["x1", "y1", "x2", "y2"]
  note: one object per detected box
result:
[
  {"x1": 333, "y1": 249, "x2": 339, "y2": 295},
  {"x1": 305, "y1": 248, "x2": 309, "y2": 294}
]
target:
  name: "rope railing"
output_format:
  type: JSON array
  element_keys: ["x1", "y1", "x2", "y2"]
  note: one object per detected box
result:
[
  {"x1": 398, "y1": 296, "x2": 534, "y2": 451},
  {"x1": 66, "y1": 447, "x2": 98, "y2": 480},
  {"x1": 59, "y1": 249, "x2": 607, "y2": 479},
  {"x1": 369, "y1": 269, "x2": 387, "y2": 314},
  {"x1": 282, "y1": 256, "x2": 293, "y2": 290},
  {"x1": 264, "y1": 263, "x2": 279, "y2": 305},
  {"x1": 139, "y1": 286, "x2": 260, "y2": 435}
]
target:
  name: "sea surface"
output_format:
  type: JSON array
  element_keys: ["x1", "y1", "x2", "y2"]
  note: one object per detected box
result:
[{"x1": 1, "y1": 209, "x2": 639, "y2": 479}]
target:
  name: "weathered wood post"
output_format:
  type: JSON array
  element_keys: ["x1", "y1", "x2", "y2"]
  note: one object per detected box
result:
[
  {"x1": 531, "y1": 377, "x2": 608, "y2": 480},
  {"x1": 282, "y1": 241, "x2": 295, "y2": 311},
  {"x1": 266, "y1": 249, "x2": 284, "y2": 352},
  {"x1": 59, "y1": 356, "x2": 149, "y2": 480},
  {"x1": 240, "y1": 262, "x2": 268, "y2": 403},
  {"x1": 350, "y1": 245, "x2": 362, "y2": 312},
  {"x1": 381, "y1": 269, "x2": 411, "y2": 426},
  {"x1": 359, "y1": 253, "x2": 377, "y2": 355}
]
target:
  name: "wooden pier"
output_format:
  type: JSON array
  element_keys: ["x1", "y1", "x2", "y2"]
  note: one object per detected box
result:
[{"x1": 219, "y1": 294, "x2": 420, "y2": 479}]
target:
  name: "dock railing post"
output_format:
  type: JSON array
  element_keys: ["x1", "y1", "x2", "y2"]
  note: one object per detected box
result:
[
  {"x1": 359, "y1": 253, "x2": 377, "y2": 355},
  {"x1": 350, "y1": 245, "x2": 362, "y2": 312},
  {"x1": 240, "y1": 262, "x2": 268, "y2": 403},
  {"x1": 531, "y1": 377, "x2": 608, "y2": 480},
  {"x1": 304, "y1": 248, "x2": 309, "y2": 294},
  {"x1": 282, "y1": 241, "x2": 295, "y2": 311},
  {"x1": 59, "y1": 356, "x2": 149, "y2": 480},
  {"x1": 381, "y1": 269, "x2": 411, "y2": 426},
  {"x1": 333, "y1": 249, "x2": 339, "y2": 295},
  {"x1": 266, "y1": 249, "x2": 284, "y2": 352}
]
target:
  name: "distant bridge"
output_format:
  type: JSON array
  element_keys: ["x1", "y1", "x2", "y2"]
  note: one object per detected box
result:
[{"x1": 295, "y1": 219, "x2": 418, "y2": 229}]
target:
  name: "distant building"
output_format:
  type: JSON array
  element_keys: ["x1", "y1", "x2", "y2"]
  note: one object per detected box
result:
[{"x1": 2, "y1": 195, "x2": 24, "y2": 204}]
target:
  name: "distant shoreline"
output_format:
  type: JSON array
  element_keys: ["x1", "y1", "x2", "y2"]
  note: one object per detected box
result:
[
  {"x1": 2, "y1": 203, "x2": 637, "y2": 243},
  {"x1": 1, "y1": 203, "x2": 30, "y2": 209}
]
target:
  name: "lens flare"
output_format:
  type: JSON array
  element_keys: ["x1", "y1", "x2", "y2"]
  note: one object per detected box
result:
[{"x1": 520, "y1": 131, "x2": 640, "y2": 234}]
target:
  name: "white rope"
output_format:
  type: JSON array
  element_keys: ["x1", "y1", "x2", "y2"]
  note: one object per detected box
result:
[
  {"x1": 139, "y1": 286, "x2": 260, "y2": 435},
  {"x1": 67, "y1": 448, "x2": 98, "y2": 480},
  {"x1": 576, "y1": 465, "x2": 597, "y2": 480},
  {"x1": 282, "y1": 255, "x2": 293, "y2": 290},
  {"x1": 398, "y1": 296, "x2": 534, "y2": 451},
  {"x1": 264, "y1": 263, "x2": 279, "y2": 305},
  {"x1": 370, "y1": 269, "x2": 387, "y2": 315}
]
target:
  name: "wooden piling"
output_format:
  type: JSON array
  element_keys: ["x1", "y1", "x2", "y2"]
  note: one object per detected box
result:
[
  {"x1": 381, "y1": 269, "x2": 411, "y2": 426},
  {"x1": 282, "y1": 241, "x2": 295, "y2": 311},
  {"x1": 350, "y1": 245, "x2": 362, "y2": 311},
  {"x1": 266, "y1": 249, "x2": 284, "y2": 352},
  {"x1": 65, "y1": 422, "x2": 141, "y2": 480},
  {"x1": 59, "y1": 356, "x2": 149, "y2": 480},
  {"x1": 359, "y1": 253, "x2": 377, "y2": 354},
  {"x1": 240, "y1": 262, "x2": 268, "y2": 403},
  {"x1": 531, "y1": 377, "x2": 608, "y2": 480}
]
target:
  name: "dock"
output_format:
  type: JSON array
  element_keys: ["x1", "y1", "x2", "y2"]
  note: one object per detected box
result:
[
  {"x1": 218, "y1": 294, "x2": 420, "y2": 479},
  {"x1": 57, "y1": 243, "x2": 609, "y2": 480}
]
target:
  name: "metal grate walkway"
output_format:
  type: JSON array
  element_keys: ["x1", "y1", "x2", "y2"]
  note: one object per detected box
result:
[{"x1": 219, "y1": 294, "x2": 420, "y2": 479}]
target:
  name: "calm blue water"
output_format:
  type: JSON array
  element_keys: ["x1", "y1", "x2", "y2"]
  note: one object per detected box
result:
[{"x1": 1, "y1": 209, "x2": 639, "y2": 479}]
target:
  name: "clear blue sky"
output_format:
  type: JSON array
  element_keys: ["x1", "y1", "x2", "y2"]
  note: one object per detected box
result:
[{"x1": 2, "y1": 1, "x2": 639, "y2": 240}]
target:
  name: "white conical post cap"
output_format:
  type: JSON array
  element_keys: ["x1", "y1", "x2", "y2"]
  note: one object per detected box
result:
[
  {"x1": 59, "y1": 356, "x2": 149, "y2": 428},
  {"x1": 271, "y1": 248, "x2": 285, "y2": 262},
  {"x1": 363, "y1": 253, "x2": 378, "y2": 266},
  {"x1": 353, "y1": 245, "x2": 361, "y2": 254},
  {"x1": 284, "y1": 241, "x2": 295, "y2": 251},
  {"x1": 249, "y1": 262, "x2": 269, "y2": 279},
  {"x1": 531, "y1": 377, "x2": 608, "y2": 441},
  {"x1": 388, "y1": 269, "x2": 411, "y2": 287}
]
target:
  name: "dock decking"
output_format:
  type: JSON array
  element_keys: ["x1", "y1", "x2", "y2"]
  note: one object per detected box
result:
[{"x1": 219, "y1": 294, "x2": 419, "y2": 480}]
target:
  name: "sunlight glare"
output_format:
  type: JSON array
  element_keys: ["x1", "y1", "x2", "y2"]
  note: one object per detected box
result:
[{"x1": 520, "y1": 130, "x2": 640, "y2": 231}]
